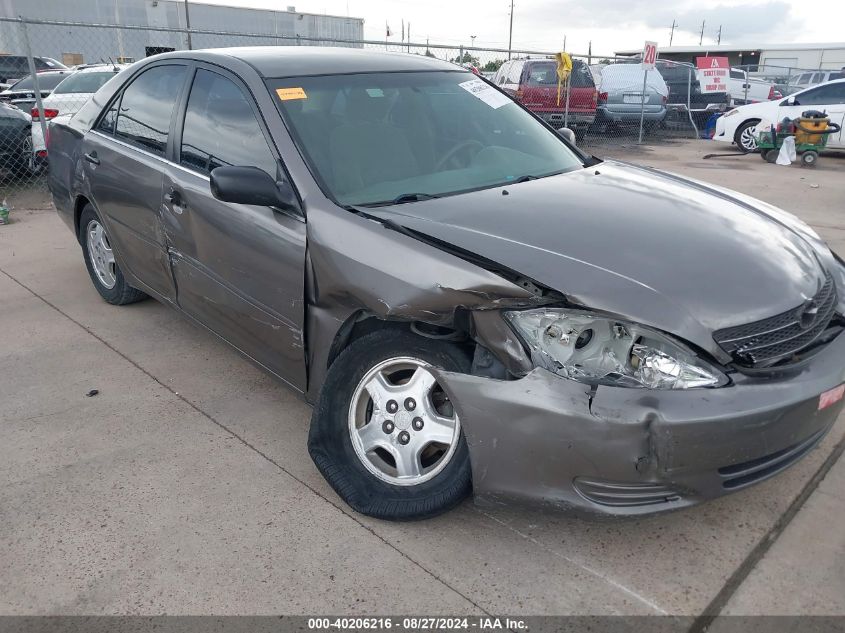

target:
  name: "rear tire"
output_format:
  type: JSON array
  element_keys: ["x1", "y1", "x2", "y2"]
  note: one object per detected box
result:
[
  {"x1": 308, "y1": 329, "x2": 473, "y2": 521},
  {"x1": 79, "y1": 205, "x2": 147, "y2": 305},
  {"x1": 734, "y1": 119, "x2": 760, "y2": 153}
]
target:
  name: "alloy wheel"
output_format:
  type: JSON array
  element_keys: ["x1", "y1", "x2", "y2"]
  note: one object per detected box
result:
[
  {"x1": 739, "y1": 124, "x2": 758, "y2": 151},
  {"x1": 86, "y1": 219, "x2": 117, "y2": 289},
  {"x1": 348, "y1": 357, "x2": 460, "y2": 486}
]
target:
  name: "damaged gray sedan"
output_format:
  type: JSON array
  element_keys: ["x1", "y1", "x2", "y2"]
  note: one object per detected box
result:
[{"x1": 47, "y1": 48, "x2": 845, "y2": 520}]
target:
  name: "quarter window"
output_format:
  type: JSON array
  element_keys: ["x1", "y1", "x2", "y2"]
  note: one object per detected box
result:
[
  {"x1": 97, "y1": 100, "x2": 119, "y2": 135},
  {"x1": 179, "y1": 69, "x2": 277, "y2": 176},
  {"x1": 112, "y1": 64, "x2": 186, "y2": 156}
]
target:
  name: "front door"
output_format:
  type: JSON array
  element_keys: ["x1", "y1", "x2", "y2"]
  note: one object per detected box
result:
[
  {"x1": 161, "y1": 66, "x2": 307, "y2": 391},
  {"x1": 83, "y1": 63, "x2": 189, "y2": 302}
]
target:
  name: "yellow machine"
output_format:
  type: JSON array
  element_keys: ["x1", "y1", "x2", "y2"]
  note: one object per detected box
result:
[{"x1": 794, "y1": 114, "x2": 830, "y2": 145}]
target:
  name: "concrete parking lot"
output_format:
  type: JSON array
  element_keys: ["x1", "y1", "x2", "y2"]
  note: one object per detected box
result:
[{"x1": 1, "y1": 140, "x2": 844, "y2": 619}]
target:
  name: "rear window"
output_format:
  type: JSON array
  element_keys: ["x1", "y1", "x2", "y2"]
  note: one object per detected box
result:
[
  {"x1": 53, "y1": 71, "x2": 119, "y2": 94},
  {"x1": 8, "y1": 72, "x2": 71, "y2": 91},
  {"x1": 657, "y1": 63, "x2": 695, "y2": 82},
  {"x1": 36, "y1": 58, "x2": 64, "y2": 70},
  {"x1": 523, "y1": 61, "x2": 594, "y2": 88}
]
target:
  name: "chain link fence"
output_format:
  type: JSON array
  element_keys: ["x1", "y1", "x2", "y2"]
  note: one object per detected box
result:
[{"x1": 0, "y1": 16, "x2": 823, "y2": 213}]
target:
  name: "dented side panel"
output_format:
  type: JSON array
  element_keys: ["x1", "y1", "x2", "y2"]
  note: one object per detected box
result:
[
  {"x1": 303, "y1": 204, "x2": 545, "y2": 401},
  {"x1": 435, "y1": 368, "x2": 653, "y2": 511},
  {"x1": 161, "y1": 163, "x2": 309, "y2": 391}
]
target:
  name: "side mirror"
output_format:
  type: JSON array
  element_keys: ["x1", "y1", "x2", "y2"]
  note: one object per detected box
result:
[
  {"x1": 210, "y1": 165, "x2": 298, "y2": 212},
  {"x1": 556, "y1": 127, "x2": 577, "y2": 146}
]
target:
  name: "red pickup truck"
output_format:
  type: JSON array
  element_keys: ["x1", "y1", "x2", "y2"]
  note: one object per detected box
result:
[{"x1": 492, "y1": 58, "x2": 598, "y2": 137}]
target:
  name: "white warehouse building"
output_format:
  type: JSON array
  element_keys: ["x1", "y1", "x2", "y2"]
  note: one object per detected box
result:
[
  {"x1": 614, "y1": 43, "x2": 845, "y2": 72},
  {"x1": 0, "y1": 0, "x2": 365, "y2": 65}
]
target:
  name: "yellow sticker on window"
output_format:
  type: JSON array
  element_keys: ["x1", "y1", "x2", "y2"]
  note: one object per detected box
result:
[{"x1": 276, "y1": 87, "x2": 307, "y2": 101}]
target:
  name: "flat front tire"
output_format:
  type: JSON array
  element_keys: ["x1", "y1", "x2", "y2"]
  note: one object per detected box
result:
[
  {"x1": 308, "y1": 329, "x2": 473, "y2": 521},
  {"x1": 79, "y1": 205, "x2": 147, "y2": 305}
]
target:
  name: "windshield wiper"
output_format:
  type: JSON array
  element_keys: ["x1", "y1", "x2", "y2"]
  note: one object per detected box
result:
[
  {"x1": 510, "y1": 174, "x2": 540, "y2": 183},
  {"x1": 361, "y1": 192, "x2": 441, "y2": 207}
]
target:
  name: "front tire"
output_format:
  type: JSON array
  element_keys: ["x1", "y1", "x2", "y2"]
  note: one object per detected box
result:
[
  {"x1": 79, "y1": 205, "x2": 147, "y2": 305},
  {"x1": 308, "y1": 329, "x2": 473, "y2": 521},
  {"x1": 734, "y1": 119, "x2": 760, "y2": 153}
]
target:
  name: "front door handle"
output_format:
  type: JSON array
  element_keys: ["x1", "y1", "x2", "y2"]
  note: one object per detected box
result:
[{"x1": 84, "y1": 151, "x2": 100, "y2": 165}]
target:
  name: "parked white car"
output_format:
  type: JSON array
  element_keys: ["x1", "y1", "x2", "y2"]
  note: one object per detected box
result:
[
  {"x1": 713, "y1": 78, "x2": 845, "y2": 152},
  {"x1": 31, "y1": 64, "x2": 129, "y2": 167}
]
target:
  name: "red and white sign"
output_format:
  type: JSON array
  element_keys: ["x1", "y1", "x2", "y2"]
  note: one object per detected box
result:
[
  {"x1": 696, "y1": 56, "x2": 729, "y2": 93},
  {"x1": 819, "y1": 384, "x2": 845, "y2": 411},
  {"x1": 642, "y1": 41, "x2": 658, "y2": 70}
]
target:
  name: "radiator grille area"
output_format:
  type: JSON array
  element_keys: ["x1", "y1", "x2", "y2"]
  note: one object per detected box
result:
[{"x1": 713, "y1": 272, "x2": 838, "y2": 368}]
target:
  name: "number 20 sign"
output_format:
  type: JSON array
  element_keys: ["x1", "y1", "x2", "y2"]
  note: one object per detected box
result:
[{"x1": 642, "y1": 41, "x2": 658, "y2": 70}]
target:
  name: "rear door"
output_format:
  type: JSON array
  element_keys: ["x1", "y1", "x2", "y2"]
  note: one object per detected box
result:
[
  {"x1": 161, "y1": 65, "x2": 307, "y2": 390},
  {"x1": 82, "y1": 62, "x2": 189, "y2": 302}
]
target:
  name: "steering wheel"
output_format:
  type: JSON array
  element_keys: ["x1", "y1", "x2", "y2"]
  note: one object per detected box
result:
[{"x1": 435, "y1": 139, "x2": 484, "y2": 171}]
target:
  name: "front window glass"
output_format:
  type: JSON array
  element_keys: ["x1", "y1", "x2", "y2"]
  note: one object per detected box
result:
[
  {"x1": 180, "y1": 69, "x2": 277, "y2": 176},
  {"x1": 271, "y1": 71, "x2": 583, "y2": 207},
  {"x1": 797, "y1": 83, "x2": 845, "y2": 105},
  {"x1": 54, "y1": 71, "x2": 119, "y2": 94}
]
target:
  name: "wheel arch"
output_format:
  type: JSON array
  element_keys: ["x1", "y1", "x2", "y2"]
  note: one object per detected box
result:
[
  {"x1": 733, "y1": 117, "x2": 761, "y2": 151},
  {"x1": 73, "y1": 194, "x2": 92, "y2": 242},
  {"x1": 325, "y1": 312, "x2": 472, "y2": 372}
]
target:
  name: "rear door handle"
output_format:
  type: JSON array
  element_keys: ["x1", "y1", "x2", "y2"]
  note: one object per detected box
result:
[
  {"x1": 84, "y1": 151, "x2": 100, "y2": 165},
  {"x1": 164, "y1": 189, "x2": 186, "y2": 214}
]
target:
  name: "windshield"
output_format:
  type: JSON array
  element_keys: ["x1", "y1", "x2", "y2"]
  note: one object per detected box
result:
[
  {"x1": 270, "y1": 70, "x2": 583, "y2": 207},
  {"x1": 53, "y1": 71, "x2": 118, "y2": 94},
  {"x1": 8, "y1": 72, "x2": 70, "y2": 91}
]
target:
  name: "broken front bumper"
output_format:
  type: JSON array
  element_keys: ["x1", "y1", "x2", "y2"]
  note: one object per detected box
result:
[{"x1": 438, "y1": 332, "x2": 845, "y2": 516}]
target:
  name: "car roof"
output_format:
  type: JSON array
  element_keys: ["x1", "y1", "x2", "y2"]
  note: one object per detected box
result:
[{"x1": 153, "y1": 46, "x2": 461, "y2": 78}]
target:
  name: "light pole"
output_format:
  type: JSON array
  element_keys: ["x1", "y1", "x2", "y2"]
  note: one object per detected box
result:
[
  {"x1": 470, "y1": 35, "x2": 476, "y2": 48},
  {"x1": 184, "y1": 0, "x2": 192, "y2": 50},
  {"x1": 507, "y1": 0, "x2": 514, "y2": 60}
]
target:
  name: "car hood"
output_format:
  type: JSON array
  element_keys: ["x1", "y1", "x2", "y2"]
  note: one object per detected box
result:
[{"x1": 366, "y1": 160, "x2": 828, "y2": 360}]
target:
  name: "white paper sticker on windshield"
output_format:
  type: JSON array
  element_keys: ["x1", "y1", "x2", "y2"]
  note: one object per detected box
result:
[{"x1": 458, "y1": 78, "x2": 511, "y2": 109}]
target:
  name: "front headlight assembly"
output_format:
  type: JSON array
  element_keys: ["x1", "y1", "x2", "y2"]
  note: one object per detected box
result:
[{"x1": 505, "y1": 309, "x2": 728, "y2": 389}]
